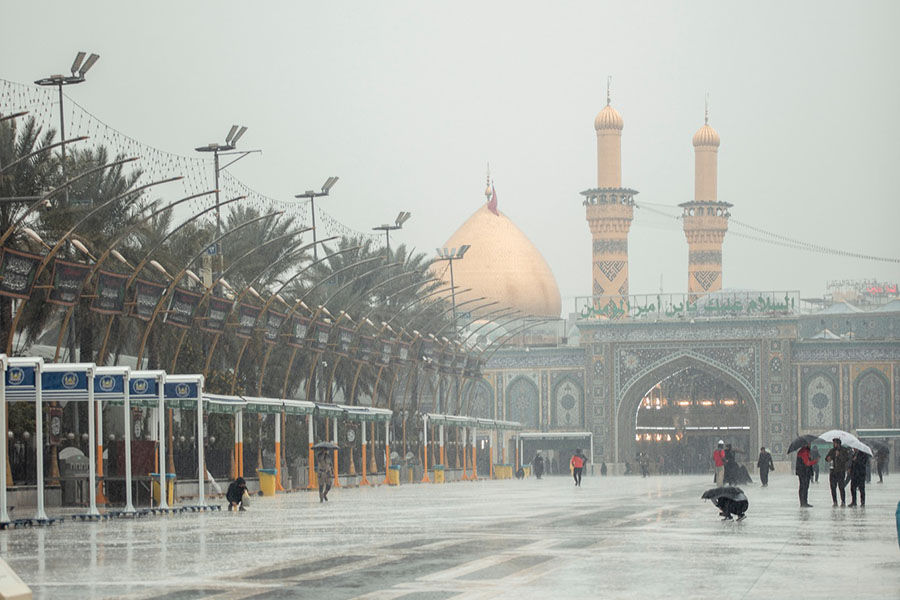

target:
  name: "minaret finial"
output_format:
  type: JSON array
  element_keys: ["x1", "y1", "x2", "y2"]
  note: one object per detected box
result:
[
  {"x1": 485, "y1": 162, "x2": 492, "y2": 200},
  {"x1": 606, "y1": 76, "x2": 611, "y2": 106},
  {"x1": 704, "y1": 93, "x2": 709, "y2": 125}
]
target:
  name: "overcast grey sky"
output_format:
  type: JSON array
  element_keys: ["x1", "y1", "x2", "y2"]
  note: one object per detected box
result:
[{"x1": 3, "y1": 1, "x2": 899, "y2": 311}]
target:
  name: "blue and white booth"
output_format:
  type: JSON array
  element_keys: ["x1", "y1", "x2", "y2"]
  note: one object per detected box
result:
[
  {"x1": 4, "y1": 357, "x2": 44, "y2": 522},
  {"x1": 163, "y1": 374, "x2": 205, "y2": 507},
  {"x1": 43, "y1": 363, "x2": 99, "y2": 519},
  {"x1": 0, "y1": 354, "x2": 9, "y2": 524},
  {"x1": 128, "y1": 370, "x2": 168, "y2": 509},
  {"x1": 3, "y1": 358, "x2": 99, "y2": 522},
  {"x1": 94, "y1": 366, "x2": 135, "y2": 513}
]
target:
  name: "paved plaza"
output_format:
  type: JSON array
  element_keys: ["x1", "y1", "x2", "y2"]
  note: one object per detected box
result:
[{"x1": 3, "y1": 473, "x2": 899, "y2": 599}]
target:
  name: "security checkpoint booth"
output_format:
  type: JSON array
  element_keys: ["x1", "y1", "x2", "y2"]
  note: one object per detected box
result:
[
  {"x1": 423, "y1": 414, "x2": 475, "y2": 483},
  {"x1": 94, "y1": 366, "x2": 136, "y2": 515},
  {"x1": 476, "y1": 418, "x2": 523, "y2": 480},
  {"x1": 240, "y1": 396, "x2": 300, "y2": 495},
  {"x1": 127, "y1": 370, "x2": 171, "y2": 511},
  {"x1": 516, "y1": 431, "x2": 595, "y2": 477},
  {"x1": 163, "y1": 374, "x2": 212, "y2": 510},
  {"x1": 312, "y1": 402, "x2": 345, "y2": 489},
  {"x1": 336, "y1": 404, "x2": 392, "y2": 486},
  {"x1": 202, "y1": 394, "x2": 246, "y2": 484}
]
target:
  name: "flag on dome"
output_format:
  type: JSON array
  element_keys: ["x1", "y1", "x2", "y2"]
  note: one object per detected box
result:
[{"x1": 487, "y1": 181, "x2": 499, "y2": 216}]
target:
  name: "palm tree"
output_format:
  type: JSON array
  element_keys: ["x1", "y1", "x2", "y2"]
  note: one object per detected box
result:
[{"x1": 0, "y1": 116, "x2": 58, "y2": 352}]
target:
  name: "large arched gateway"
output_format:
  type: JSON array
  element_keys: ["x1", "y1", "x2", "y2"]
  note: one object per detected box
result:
[{"x1": 615, "y1": 354, "x2": 760, "y2": 467}]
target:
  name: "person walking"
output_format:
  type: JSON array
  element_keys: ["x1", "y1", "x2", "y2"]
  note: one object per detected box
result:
[
  {"x1": 825, "y1": 438, "x2": 852, "y2": 507},
  {"x1": 533, "y1": 452, "x2": 545, "y2": 480},
  {"x1": 713, "y1": 441, "x2": 726, "y2": 487},
  {"x1": 639, "y1": 452, "x2": 650, "y2": 478},
  {"x1": 876, "y1": 447, "x2": 889, "y2": 483},
  {"x1": 757, "y1": 447, "x2": 774, "y2": 487},
  {"x1": 570, "y1": 449, "x2": 587, "y2": 487},
  {"x1": 848, "y1": 449, "x2": 868, "y2": 507},
  {"x1": 796, "y1": 443, "x2": 817, "y2": 507},
  {"x1": 316, "y1": 449, "x2": 334, "y2": 503},
  {"x1": 810, "y1": 445, "x2": 821, "y2": 483}
]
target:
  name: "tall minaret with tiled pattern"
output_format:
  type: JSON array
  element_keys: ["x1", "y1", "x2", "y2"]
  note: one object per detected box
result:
[
  {"x1": 680, "y1": 100, "x2": 731, "y2": 301},
  {"x1": 581, "y1": 80, "x2": 638, "y2": 314}
]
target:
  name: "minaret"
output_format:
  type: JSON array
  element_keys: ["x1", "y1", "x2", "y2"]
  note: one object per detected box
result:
[
  {"x1": 581, "y1": 79, "x2": 638, "y2": 314},
  {"x1": 680, "y1": 99, "x2": 731, "y2": 300}
]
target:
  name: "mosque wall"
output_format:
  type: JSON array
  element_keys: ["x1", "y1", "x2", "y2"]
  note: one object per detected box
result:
[
  {"x1": 484, "y1": 348, "x2": 590, "y2": 433},
  {"x1": 791, "y1": 341, "x2": 900, "y2": 435}
]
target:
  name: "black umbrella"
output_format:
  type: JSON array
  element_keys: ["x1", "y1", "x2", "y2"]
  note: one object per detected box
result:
[
  {"x1": 312, "y1": 441, "x2": 340, "y2": 451},
  {"x1": 701, "y1": 486, "x2": 747, "y2": 502},
  {"x1": 786, "y1": 434, "x2": 818, "y2": 454},
  {"x1": 861, "y1": 439, "x2": 889, "y2": 454}
]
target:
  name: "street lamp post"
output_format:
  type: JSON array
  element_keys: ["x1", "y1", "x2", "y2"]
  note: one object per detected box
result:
[
  {"x1": 372, "y1": 211, "x2": 411, "y2": 255},
  {"x1": 295, "y1": 177, "x2": 339, "y2": 261},
  {"x1": 434, "y1": 245, "x2": 470, "y2": 331},
  {"x1": 34, "y1": 52, "x2": 100, "y2": 207},
  {"x1": 195, "y1": 125, "x2": 256, "y2": 284}
]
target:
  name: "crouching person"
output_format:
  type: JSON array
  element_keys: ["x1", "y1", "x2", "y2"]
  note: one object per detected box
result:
[{"x1": 226, "y1": 477, "x2": 247, "y2": 511}]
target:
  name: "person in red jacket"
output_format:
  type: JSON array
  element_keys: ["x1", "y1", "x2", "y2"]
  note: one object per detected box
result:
[
  {"x1": 796, "y1": 443, "x2": 818, "y2": 507},
  {"x1": 570, "y1": 449, "x2": 587, "y2": 487},
  {"x1": 713, "y1": 441, "x2": 726, "y2": 486}
]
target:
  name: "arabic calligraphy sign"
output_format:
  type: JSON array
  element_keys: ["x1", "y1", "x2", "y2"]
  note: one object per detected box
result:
[
  {"x1": 47, "y1": 259, "x2": 91, "y2": 306},
  {"x1": 0, "y1": 248, "x2": 41, "y2": 299},
  {"x1": 90, "y1": 270, "x2": 128, "y2": 314},
  {"x1": 578, "y1": 291, "x2": 800, "y2": 321},
  {"x1": 200, "y1": 296, "x2": 232, "y2": 333}
]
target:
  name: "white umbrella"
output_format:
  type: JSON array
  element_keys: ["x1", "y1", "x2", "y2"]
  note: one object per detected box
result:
[{"x1": 817, "y1": 430, "x2": 873, "y2": 456}]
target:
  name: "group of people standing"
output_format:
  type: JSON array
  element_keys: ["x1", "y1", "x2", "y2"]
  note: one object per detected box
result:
[
  {"x1": 713, "y1": 441, "x2": 752, "y2": 486},
  {"x1": 795, "y1": 438, "x2": 874, "y2": 508}
]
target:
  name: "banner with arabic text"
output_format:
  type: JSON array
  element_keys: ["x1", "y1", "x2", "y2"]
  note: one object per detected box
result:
[
  {"x1": 0, "y1": 248, "x2": 41, "y2": 300},
  {"x1": 90, "y1": 270, "x2": 128, "y2": 314},
  {"x1": 287, "y1": 316, "x2": 309, "y2": 348},
  {"x1": 199, "y1": 296, "x2": 231, "y2": 333},
  {"x1": 47, "y1": 259, "x2": 91, "y2": 306},
  {"x1": 262, "y1": 309, "x2": 286, "y2": 345},
  {"x1": 165, "y1": 287, "x2": 202, "y2": 328},
  {"x1": 131, "y1": 279, "x2": 167, "y2": 321},
  {"x1": 235, "y1": 303, "x2": 261, "y2": 339}
]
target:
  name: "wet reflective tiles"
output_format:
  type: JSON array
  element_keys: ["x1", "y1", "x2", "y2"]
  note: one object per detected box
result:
[{"x1": 2, "y1": 474, "x2": 899, "y2": 599}]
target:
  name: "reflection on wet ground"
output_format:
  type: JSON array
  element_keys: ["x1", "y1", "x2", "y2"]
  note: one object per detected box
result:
[{"x1": 2, "y1": 474, "x2": 898, "y2": 599}]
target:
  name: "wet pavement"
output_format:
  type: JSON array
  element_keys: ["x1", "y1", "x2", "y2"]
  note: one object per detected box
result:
[{"x1": 2, "y1": 473, "x2": 899, "y2": 599}]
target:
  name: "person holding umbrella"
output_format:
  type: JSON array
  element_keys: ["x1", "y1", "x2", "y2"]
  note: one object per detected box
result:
[
  {"x1": 702, "y1": 486, "x2": 749, "y2": 521},
  {"x1": 795, "y1": 442, "x2": 817, "y2": 507},
  {"x1": 314, "y1": 446, "x2": 336, "y2": 502},
  {"x1": 825, "y1": 438, "x2": 852, "y2": 507}
]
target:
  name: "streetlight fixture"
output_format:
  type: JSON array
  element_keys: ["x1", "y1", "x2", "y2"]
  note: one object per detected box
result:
[
  {"x1": 434, "y1": 245, "x2": 470, "y2": 332},
  {"x1": 372, "y1": 211, "x2": 411, "y2": 255},
  {"x1": 295, "y1": 176, "x2": 339, "y2": 260},
  {"x1": 34, "y1": 52, "x2": 100, "y2": 207},
  {"x1": 195, "y1": 125, "x2": 257, "y2": 283}
]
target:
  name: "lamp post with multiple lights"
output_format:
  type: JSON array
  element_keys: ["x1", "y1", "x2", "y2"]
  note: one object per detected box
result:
[
  {"x1": 434, "y1": 245, "x2": 470, "y2": 333},
  {"x1": 372, "y1": 211, "x2": 411, "y2": 255},
  {"x1": 34, "y1": 52, "x2": 100, "y2": 207},
  {"x1": 295, "y1": 176, "x2": 339, "y2": 260},
  {"x1": 194, "y1": 125, "x2": 257, "y2": 284}
]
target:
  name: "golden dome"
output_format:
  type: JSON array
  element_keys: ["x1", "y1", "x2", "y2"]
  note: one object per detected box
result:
[
  {"x1": 692, "y1": 123, "x2": 720, "y2": 148},
  {"x1": 594, "y1": 104, "x2": 624, "y2": 131},
  {"x1": 433, "y1": 204, "x2": 561, "y2": 319}
]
